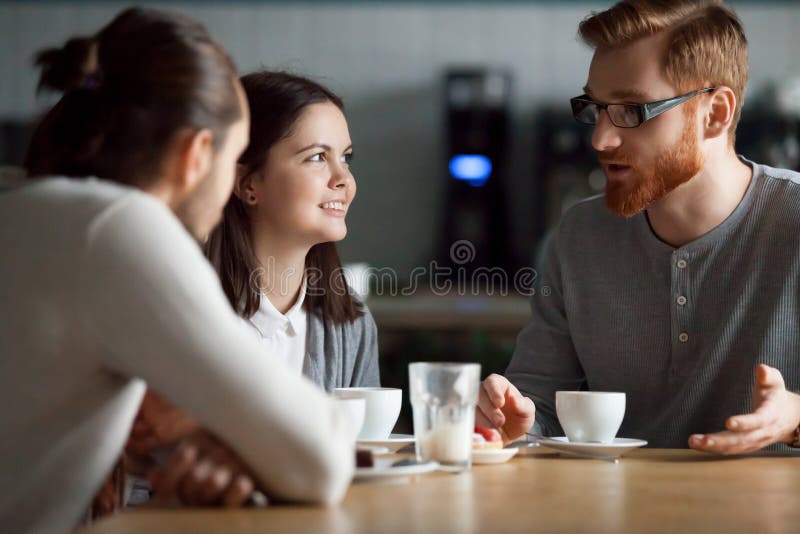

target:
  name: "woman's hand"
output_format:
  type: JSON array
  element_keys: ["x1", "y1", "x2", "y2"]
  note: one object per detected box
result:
[
  {"x1": 148, "y1": 432, "x2": 263, "y2": 507},
  {"x1": 126, "y1": 389, "x2": 199, "y2": 456}
]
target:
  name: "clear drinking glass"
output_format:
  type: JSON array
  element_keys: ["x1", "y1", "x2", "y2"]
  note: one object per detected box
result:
[{"x1": 409, "y1": 362, "x2": 481, "y2": 472}]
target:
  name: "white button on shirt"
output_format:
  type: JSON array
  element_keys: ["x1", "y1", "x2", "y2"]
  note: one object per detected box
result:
[{"x1": 243, "y1": 279, "x2": 308, "y2": 375}]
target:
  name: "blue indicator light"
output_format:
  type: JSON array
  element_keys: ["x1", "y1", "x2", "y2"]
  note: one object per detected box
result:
[{"x1": 449, "y1": 154, "x2": 492, "y2": 187}]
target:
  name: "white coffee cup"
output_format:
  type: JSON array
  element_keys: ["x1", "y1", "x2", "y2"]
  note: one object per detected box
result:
[
  {"x1": 555, "y1": 391, "x2": 626, "y2": 443},
  {"x1": 333, "y1": 395, "x2": 366, "y2": 443},
  {"x1": 333, "y1": 387, "x2": 401, "y2": 440}
]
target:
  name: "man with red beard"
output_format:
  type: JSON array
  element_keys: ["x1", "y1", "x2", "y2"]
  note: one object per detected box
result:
[{"x1": 476, "y1": 0, "x2": 800, "y2": 453}]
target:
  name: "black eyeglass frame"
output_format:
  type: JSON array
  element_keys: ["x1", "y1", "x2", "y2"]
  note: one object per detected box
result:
[{"x1": 570, "y1": 87, "x2": 716, "y2": 128}]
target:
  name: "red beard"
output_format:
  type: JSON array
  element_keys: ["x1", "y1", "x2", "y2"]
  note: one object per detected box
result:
[{"x1": 602, "y1": 118, "x2": 704, "y2": 218}]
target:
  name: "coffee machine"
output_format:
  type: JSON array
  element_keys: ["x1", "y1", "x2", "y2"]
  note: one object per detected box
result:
[{"x1": 440, "y1": 68, "x2": 513, "y2": 279}]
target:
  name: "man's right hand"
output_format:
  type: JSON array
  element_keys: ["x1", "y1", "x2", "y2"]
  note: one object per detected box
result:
[{"x1": 476, "y1": 374, "x2": 536, "y2": 444}]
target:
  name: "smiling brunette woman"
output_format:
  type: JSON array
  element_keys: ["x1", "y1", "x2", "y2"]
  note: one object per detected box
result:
[{"x1": 206, "y1": 70, "x2": 380, "y2": 390}]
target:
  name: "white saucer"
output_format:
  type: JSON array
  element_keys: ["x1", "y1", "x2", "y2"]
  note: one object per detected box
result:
[
  {"x1": 356, "y1": 445, "x2": 391, "y2": 455},
  {"x1": 354, "y1": 457, "x2": 438, "y2": 480},
  {"x1": 538, "y1": 437, "x2": 647, "y2": 459},
  {"x1": 472, "y1": 447, "x2": 519, "y2": 464},
  {"x1": 357, "y1": 433, "x2": 415, "y2": 453}
]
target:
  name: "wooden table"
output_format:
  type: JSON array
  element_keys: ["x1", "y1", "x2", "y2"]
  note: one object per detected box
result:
[{"x1": 80, "y1": 448, "x2": 800, "y2": 534}]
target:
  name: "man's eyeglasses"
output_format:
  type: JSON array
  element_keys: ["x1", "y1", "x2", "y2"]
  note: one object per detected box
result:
[{"x1": 570, "y1": 87, "x2": 715, "y2": 128}]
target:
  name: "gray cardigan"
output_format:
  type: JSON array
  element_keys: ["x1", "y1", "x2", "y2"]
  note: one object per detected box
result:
[{"x1": 303, "y1": 303, "x2": 381, "y2": 392}]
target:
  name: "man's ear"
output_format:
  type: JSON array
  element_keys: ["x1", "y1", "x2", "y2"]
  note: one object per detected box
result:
[
  {"x1": 702, "y1": 86, "x2": 737, "y2": 141},
  {"x1": 176, "y1": 128, "x2": 214, "y2": 195},
  {"x1": 233, "y1": 164, "x2": 258, "y2": 206}
]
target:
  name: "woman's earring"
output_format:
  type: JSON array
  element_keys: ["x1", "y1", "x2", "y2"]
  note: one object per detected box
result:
[{"x1": 249, "y1": 195, "x2": 256, "y2": 203}]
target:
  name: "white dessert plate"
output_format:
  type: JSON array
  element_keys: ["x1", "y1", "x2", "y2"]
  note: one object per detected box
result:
[
  {"x1": 356, "y1": 445, "x2": 390, "y2": 455},
  {"x1": 354, "y1": 457, "x2": 438, "y2": 481},
  {"x1": 357, "y1": 433, "x2": 415, "y2": 453},
  {"x1": 472, "y1": 447, "x2": 519, "y2": 464},
  {"x1": 538, "y1": 437, "x2": 647, "y2": 459}
]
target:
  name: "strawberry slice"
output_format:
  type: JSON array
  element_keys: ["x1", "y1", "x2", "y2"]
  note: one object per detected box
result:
[{"x1": 474, "y1": 425, "x2": 501, "y2": 442}]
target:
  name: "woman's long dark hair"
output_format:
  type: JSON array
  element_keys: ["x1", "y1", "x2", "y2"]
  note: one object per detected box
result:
[
  {"x1": 205, "y1": 71, "x2": 362, "y2": 323},
  {"x1": 23, "y1": 7, "x2": 241, "y2": 185}
]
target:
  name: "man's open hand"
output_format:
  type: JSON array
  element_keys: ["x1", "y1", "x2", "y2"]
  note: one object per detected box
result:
[{"x1": 689, "y1": 364, "x2": 800, "y2": 454}]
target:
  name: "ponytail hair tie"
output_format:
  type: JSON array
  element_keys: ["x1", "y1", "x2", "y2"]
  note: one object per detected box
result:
[
  {"x1": 80, "y1": 38, "x2": 102, "y2": 90},
  {"x1": 81, "y1": 69, "x2": 103, "y2": 90}
]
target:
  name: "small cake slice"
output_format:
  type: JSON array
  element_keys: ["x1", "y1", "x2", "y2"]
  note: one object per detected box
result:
[
  {"x1": 355, "y1": 448, "x2": 374, "y2": 468},
  {"x1": 473, "y1": 425, "x2": 503, "y2": 450}
]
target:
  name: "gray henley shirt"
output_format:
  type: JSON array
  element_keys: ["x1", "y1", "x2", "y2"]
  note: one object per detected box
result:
[{"x1": 507, "y1": 158, "x2": 800, "y2": 448}]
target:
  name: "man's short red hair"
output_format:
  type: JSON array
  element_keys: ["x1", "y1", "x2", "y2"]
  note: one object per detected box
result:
[{"x1": 579, "y1": 0, "x2": 748, "y2": 145}]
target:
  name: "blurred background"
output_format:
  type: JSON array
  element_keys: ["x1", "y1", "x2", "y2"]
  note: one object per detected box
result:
[{"x1": 3, "y1": 0, "x2": 800, "y2": 430}]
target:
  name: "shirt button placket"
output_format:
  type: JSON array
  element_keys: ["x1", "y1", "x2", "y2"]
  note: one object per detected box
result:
[
  {"x1": 672, "y1": 255, "x2": 690, "y2": 378},
  {"x1": 675, "y1": 258, "x2": 689, "y2": 343}
]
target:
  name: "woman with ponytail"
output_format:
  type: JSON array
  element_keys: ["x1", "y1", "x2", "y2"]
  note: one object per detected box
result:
[
  {"x1": 205, "y1": 71, "x2": 380, "y2": 391},
  {"x1": 0, "y1": 8, "x2": 355, "y2": 532}
]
